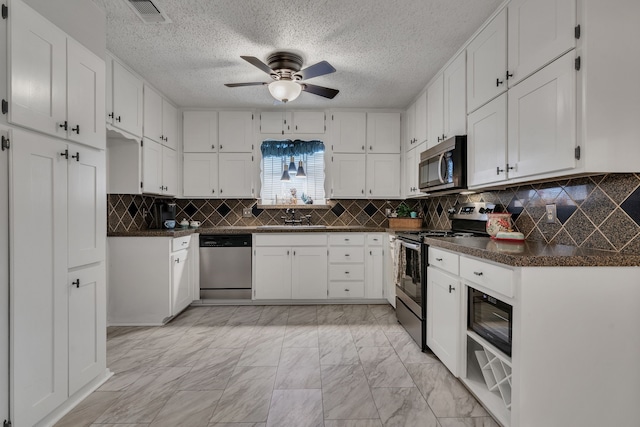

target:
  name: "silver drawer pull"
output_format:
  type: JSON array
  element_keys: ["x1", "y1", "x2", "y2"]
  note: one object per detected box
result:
[
  {"x1": 473, "y1": 271, "x2": 483, "y2": 276},
  {"x1": 435, "y1": 257, "x2": 443, "y2": 261}
]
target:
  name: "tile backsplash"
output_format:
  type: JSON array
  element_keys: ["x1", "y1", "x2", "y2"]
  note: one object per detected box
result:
[{"x1": 108, "y1": 173, "x2": 640, "y2": 253}]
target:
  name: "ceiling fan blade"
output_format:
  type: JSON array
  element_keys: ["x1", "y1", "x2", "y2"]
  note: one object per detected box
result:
[
  {"x1": 296, "y1": 60, "x2": 336, "y2": 80},
  {"x1": 240, "y1": 56, "x2": 274, "y2": 75},
  {"x1": 302, "y1": 83, "x2": 339, "y2": 99},
  {"x1": 224, "y1": 82, "x2": 268, "y2": 87}
]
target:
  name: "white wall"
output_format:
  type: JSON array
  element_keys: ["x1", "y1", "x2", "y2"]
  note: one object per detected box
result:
[{"x1": 24, "y1": 0, "x2": 106, "y2": 57}]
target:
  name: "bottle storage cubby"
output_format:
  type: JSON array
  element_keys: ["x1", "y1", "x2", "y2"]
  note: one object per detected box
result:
[{"x1": 474, "y1": 347, "x2": 512, "y2": 409}]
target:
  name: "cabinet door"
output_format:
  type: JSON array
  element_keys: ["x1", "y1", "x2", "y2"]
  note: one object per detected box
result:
[
  {"x1": 414, "y1": 91, "x2": 428, "y2": 145},
  {"x1": 183, "y1": 153, "x2": 218, "y2": 197},
  {"x1": 366, "y1": 154, "x2": 400, "y2": 198},
  {"x1": 105, "y1": 55, "x2": 113, "y2": 124},
  {"x1": 254, "y1": 247, "x2": 292, "y2": 299},
  {"x1": 330, "y1": 153, "x2": 366, "y2": 198},
  {"x1": 218, "y1": 111, "x2": 254, "y2": 153},
  {"x1": 218, "y1": 152, "x2": 254, "y2": 198},
  {"x1": 68, "y1": 145, "x2": 106, "y2": 268},
  {"x1": 467, "y1": 94, "x2": 507, "y2": 187},
  {"x1": 68, "y1": 263, "x2": 106, "y2": 396},
  {"x1": 404, "y1": 102, "x2": 416, "y2": 152},
  {"x1": 366, "y1": 247, "x2": 384, "y2": 299},
  {"x1": 162, "y1": 99, "x2": 178, "y2": 150},
  {"x1": 171, "y1": 250, "x2": 191, "y2": 315},
  {"x1": 9, "y1": 0, "x2": 66, "y2": 137},
  {"x1": 507, "y1": 52, "x2": 576, "y2": 179},
  {"x1": 367, "y1": 113, "x2": 401, "y2": 153},
  {"x1": 293, "y1": 111, "x2": 325, "y2": 133},
  {"x1": 67, "y1": 38, "x2": 106, "y2": 149},
  {"x1": 427, "y1": 74, "x2": 444, "y2": 148},
  {"x1": 427, "y1": 267, "x2": 460, "y2": 376},
  {"x1": 11, "y1": 129, "x2": 68, "y2": 427},
  {"x1": 466, "y1": 8, "x2": 507, "y2": 113},
  {"x1": 443, "y1": 52, "x2": 467, "y2": 138},
  {"x1": 162, "y1": 146, "x2": 178, "y2": 196},
  {"x1": 143, "y1": 85, "x2": 163, "y2": 143},
  {"x1": 183, "y1": 111, "x2": 218, "y2": 152},
  {"x1": 508, "y1": 0, "x2": 576, "y2": 86},
  {"x1": 330, "y1": 112, "x2": 367, "y2": 153},
  {"x1": 291, "y1": 246, "x2": 328, "y2": 299},
  {"x1": 405, "y1": 147, "x2": 417, "y2": 197},
  {"x1": 260, "y1": 111, "x2": 287, "y2": 134},
  {"x1": 112, "y1": 60, "x2": 143, "y2": 137},
  {"x1": 142, "y1": 138, "x2": 162, "y2": 194}
]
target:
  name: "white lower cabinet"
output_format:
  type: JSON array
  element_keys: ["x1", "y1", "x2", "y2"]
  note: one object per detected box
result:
[
  {"x1": 253, "y1": 234, "x2": 328, "y2": 300},
  {"x1": 427, "y1": 266, "x2": 461, "y2": 376},
  {"x1": 329, "y1": 234, "x2": 365, "y2": 299},
  {"x1": 10, "y1": 127, "x2": 107, "y2": 426},
  {"x1": 108, "y1": 236, "x2": 196, "y2": 325},
  {"x1": 365, "y1": 234, "x2": 385, "y2": 299}
]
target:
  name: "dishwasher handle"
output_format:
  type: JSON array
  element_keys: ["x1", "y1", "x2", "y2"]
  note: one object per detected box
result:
[{"x1": 200, "y1": 234, "x2": 252, "y2": 247}]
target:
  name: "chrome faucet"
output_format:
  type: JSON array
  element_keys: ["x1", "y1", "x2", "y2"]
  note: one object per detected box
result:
[{"x1": 280, "y1": 208, "x2": 313, "y2": 226}]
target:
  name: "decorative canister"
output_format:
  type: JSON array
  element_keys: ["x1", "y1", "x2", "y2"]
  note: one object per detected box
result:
[{"x1": 486, "y1": 213, "x2": 513, "y2": 237}]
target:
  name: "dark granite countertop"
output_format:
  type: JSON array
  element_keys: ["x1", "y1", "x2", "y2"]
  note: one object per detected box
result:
[
  {"x1": 423, "y1": 236, "x2": 640, "y2": 267},
  {"x1": 107, "y1": 225, "x2": 388, "y2": 237}
]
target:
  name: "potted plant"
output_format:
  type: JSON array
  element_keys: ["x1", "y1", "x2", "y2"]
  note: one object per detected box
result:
[{"x1": 388, "y1": 203, "x2": 423, "y2": 229}]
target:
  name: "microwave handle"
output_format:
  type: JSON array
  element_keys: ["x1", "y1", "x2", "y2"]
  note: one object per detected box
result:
[
  {"x1": 399, "y1": 240, "x2": 421, "y2": 251},
  {"x1": 437, "y1": 152, "x2": 446, "y2": 184}
]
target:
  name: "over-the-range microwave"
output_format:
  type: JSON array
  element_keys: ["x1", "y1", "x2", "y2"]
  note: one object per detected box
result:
[{"x1": 418, "y1": 135, "x2": 467, "y2": 194}]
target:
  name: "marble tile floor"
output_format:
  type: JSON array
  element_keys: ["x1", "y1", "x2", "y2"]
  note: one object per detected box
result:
[{"x1": 55, "y1": 304, "x2": 500, "y2": 427}]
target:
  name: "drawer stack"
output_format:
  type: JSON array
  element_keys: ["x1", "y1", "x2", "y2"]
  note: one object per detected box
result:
[{"x1": 328, "y1": 234, "x2": 365, "y2": 298}]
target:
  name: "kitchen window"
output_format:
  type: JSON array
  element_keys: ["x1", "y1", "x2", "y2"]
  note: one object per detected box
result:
[{"x1": 260, "y1": 139, "x2": 326, "y2": 205}]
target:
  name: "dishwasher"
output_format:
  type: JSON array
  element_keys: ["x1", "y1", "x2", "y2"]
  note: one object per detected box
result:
[{"x1": 199, "y1": 234, "x2": 252, "y2": 299}]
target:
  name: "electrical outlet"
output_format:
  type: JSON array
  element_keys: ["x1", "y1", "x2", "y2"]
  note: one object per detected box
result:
[
  {"x1": 545, "y1": 204, "x2": 557, "y2": 223},
  {"x1": 242, "y1": 208, "x2": 252, "y2": 218}
]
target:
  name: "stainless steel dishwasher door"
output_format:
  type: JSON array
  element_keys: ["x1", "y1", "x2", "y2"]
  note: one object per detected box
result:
[{"x1": 199, "y1": 235, "x2": 252, "y2": 299}]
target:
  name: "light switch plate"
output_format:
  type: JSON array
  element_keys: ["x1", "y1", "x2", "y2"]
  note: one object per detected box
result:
[
  {"x1": 242, "y1": 208, "x2": 252, "y2": 218},
  {"x1": 545, "y1": 204, "x2": 557, "y2": 223}
]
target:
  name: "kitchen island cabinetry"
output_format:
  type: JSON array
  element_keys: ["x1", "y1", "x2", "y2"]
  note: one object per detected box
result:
[{"x1": 108, "y1": 235, "x2": 196, "y2": 325}]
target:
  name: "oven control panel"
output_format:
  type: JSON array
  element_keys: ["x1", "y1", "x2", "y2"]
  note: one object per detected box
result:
[{"x1": 448, "y1": 202, "x2": 502, "y2": 221}]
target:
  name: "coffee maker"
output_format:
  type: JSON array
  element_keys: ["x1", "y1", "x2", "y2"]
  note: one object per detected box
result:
[{"x1": 150, "y1": 201, "x2": 176, "y2": 229}]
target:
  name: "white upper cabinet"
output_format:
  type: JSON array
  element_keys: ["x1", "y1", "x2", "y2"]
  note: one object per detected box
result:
[
  {"x1": 183, "y1": 153, "x2": 218, "y2": 197},
  {"x1": 366, "y1": 113, "x2": 401, "y2": 153},
  {"x1": 218, "y1": 111, "x2": 254, "y2": 153},
  {"x1": 414, "y1": 92, "x2": 428, "y2": 145},
  {"x1": 143, "y1": 138, "x2": 178, "y2": 196},
  {"x1": 9, "y1": 0, "x2": 105, "y2": 149},
  {"x1": 330, "y1": 112, "x2": 367, "y2": 153},
  {"x1": 292, "y1": 111, "x2": 325, "y2": 133},
  {"x1": 427, "y1": 74, "x2": 444, "y2": 147},
  {"x1": 467, "y1": 8, "x2": 507, "y2": 113},
  {"x1": 405, "y1": 141, "x2": 426, "y2": 197},
  {"x1": 507, "y1": 0, "x2": 576, "y2": 86},
  {"x1": 260, "y1": 111, "x2": 324, "y2": 134},
  {"x1": 507, "y1": 51, "x2": 576, "y2": 179},
  {"x1": 110, "y1": 59, "x2": 143, "y2": 138},
  {"x1": 260, "y1": 111, "x2": 291, "y2": 134},
  {"x1": 330, "y1": 153, "x2": 366, "y2": 198},
  {"x1": 66, "y1": 39, "x2": 106, "y2": 150},
  {"x1": 404, "y1": 102, "x2": 416, "y2": 152},
  {"x1": 183, "y1": 111, "x2": 218, "y2": 152},
  {"x1": 467, "y1": 94, "x2": 507, "y2": 187},
  {"x1": 218, "y1": 152, "x2": 254, "y2": 198},
  {"x1": 143, "y1": 85, "x2": 178, "y2": 149},
  {"x1": 161, "y1": 146, "x2": 178, "y2": 196},
  {"x1": 366, "y1": 154, "x2": 401, "y2": 198},
  {"x1": 443, "y1": 52, "x2": 467, "y2": 138}
]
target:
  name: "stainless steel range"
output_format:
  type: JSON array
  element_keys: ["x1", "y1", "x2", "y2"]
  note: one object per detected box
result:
[{"x1": 394, "y1": 202, "x2": 502, "y2": 351}]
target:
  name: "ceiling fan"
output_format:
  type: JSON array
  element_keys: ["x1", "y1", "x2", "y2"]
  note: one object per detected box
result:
[{"x1": 225, "y1": 52, "x2": 339, "y2": 103}]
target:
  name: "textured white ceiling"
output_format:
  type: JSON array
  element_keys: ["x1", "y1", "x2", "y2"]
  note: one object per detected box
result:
[{"x1": 93, "y1": 0, "x2": 503, "y2": 109}]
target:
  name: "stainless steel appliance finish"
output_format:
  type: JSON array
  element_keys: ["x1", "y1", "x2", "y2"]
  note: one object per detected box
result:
[
  {"x1": 199, "y1": 234, "x2": 252, "y2": 299},
  {"x1": 468, "y1": 288, "x2": 513, "y2": 356},
  {"x1": 418, "y1": 135, "x2": 467, "y2": 194}
]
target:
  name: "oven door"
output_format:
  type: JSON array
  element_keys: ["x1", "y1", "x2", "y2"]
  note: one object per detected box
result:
[{"x1": 395, "y1": 238, "x2": 423, "y2": 318}]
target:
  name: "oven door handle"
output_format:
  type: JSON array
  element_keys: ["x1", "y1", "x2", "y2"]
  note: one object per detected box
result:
[
  {"x1": 437, "y1": 152, "x2": 446, "y2": 184},
  {"x1": 399, "y1": 240, "x2": 421, "y2": 251}
]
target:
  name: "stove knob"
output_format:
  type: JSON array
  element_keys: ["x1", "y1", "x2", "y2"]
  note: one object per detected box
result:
[{"x1": 479, "y1": 207, "x2": 486, "y2": 214}]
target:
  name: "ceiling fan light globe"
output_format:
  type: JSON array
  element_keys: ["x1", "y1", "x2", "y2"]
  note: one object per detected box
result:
[{"x1": 268, "y1": 80, "x2": 302, "y2": 103}]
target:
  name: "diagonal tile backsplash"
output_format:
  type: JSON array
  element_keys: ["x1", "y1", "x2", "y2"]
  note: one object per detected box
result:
[{"x1": 107, "y1": 173, "x2": 640, "y2": 254}]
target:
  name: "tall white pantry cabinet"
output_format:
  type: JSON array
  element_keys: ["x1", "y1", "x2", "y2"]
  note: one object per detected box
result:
[{"x1": 5, "y1": 1, "x2": 109, "y2": 426}]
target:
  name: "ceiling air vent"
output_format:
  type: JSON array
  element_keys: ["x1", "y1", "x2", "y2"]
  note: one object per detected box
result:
[{"x1": 125, "y1": 0, "x2": 172, "y2": 24}]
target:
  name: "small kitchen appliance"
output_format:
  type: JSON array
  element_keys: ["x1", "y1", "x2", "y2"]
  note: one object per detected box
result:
[
  {"x1": 418, "y1": 135, "x2": 467, "y2": 195},
  {"x1": 150, "y1": 201, "x2": 176, "y2": 229}
]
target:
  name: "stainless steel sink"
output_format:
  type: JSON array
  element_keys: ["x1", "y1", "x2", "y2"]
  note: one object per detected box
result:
[{"x1": 256, "y1": 225, "x2": 327, "y2": 229}]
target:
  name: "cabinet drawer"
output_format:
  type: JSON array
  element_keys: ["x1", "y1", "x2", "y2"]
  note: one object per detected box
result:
[
  {"x1": 329, "y1": 234, "x2": 365, "y2": 246},
  {"x1": 366, "y1": 234, "x2": 384, "y2": 246},
  {"x1": 329, "y1": 264, "x2": 365, "y2": 281},
  {"x1": 172, "y1": 235, "x2": 191, "y2": 252},
  {"x1": 329, "y1": 281, "x2": 365, "y2": 298},
  {"x1": 329, "y1": 247, "x2": 364, "y2": 263},
  {"x1": 254, "y1": 233, "x2": 327, "y2": 246},
  {"x1": 428, "y1": 247, "x2": 459, "y2": 275},
  {"x1": 460, "y1": 256, "x2": 513, "y2": 298}
]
